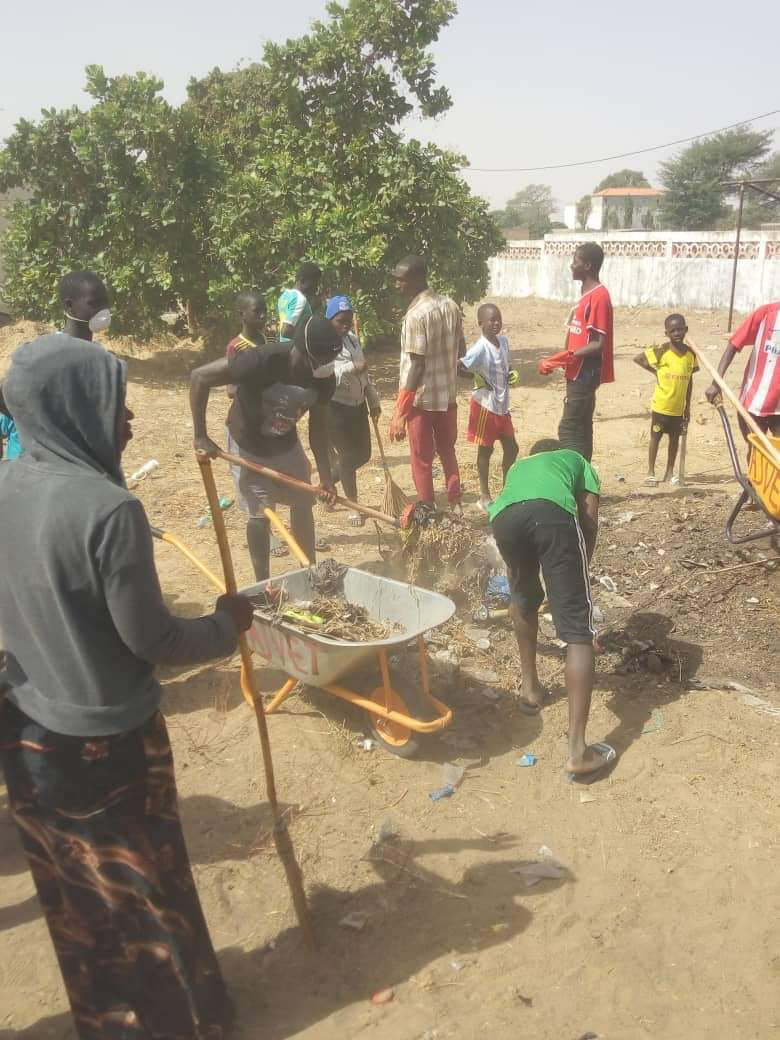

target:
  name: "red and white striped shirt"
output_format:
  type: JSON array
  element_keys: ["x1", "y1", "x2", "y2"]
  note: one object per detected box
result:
[{"x1": 730, "y1": 301, "x2": 780, "y2": 416}]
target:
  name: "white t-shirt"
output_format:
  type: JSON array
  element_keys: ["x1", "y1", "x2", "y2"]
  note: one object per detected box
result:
[{"x1": 460, "y1": 334, "x2": 511, "y2": 415}]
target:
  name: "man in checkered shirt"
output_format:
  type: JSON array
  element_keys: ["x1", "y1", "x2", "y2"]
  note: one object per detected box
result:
[{"x1": 389, "y1": 255, "x2": 464, "y2": 510}]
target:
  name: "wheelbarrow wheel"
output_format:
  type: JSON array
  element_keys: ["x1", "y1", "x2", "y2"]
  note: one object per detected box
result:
[
  {"x1": 366, "y1": 712, "x2": 421, "y2": 759},
  {"x1": 364, "y1": 682, "x2": 423, "y2": 758}
]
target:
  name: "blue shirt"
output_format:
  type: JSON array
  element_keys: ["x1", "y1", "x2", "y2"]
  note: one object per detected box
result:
[{"x1": 0, "y1": 414, "x2": 21, "y2": 459}]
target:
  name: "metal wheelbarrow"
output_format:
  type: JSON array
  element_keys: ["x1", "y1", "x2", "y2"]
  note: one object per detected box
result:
[
  {"x1": 153, "y1": 507, "x2": 455, "y2": 757},
  {"x1": 715, "y1": 404, "x2": 780, "y2": 543}
]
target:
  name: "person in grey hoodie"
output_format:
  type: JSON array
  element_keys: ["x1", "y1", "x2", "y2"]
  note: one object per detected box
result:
[{"x1": 0, "y1": 335, "x2": 252, "y2": 1040}]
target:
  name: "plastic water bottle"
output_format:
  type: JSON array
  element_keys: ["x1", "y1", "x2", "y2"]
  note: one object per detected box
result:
[{"x1": 129, "y1": 459, "x2": 159, "y2": 482}]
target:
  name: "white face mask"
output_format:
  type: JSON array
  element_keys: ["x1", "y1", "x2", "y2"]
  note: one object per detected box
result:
[{"x1": 66, "y1": 308, "x2": 112, "y2": 334}]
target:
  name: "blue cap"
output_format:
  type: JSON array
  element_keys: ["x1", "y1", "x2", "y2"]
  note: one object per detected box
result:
[{"x1": 325, "y1": 295, "x2": 353, "y2": 320}]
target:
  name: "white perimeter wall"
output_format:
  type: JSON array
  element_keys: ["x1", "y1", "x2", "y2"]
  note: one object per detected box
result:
[{"x1": 488, "y1": 231, "x2": 780, "y2": 312}]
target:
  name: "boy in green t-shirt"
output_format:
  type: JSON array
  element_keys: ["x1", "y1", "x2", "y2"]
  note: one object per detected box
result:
[
  {"x1": 490, "y1": 439, "x2": 615, "y2": 781},
  {"x1": 634, "y1": 313, "x2": 697, "y2": 485}
]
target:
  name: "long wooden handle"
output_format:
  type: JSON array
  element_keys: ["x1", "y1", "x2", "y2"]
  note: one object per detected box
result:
[
  {"x1": 216, "y1": 447, "x2": 399, "y2": 528},
  {"x1": 689, "y1": 337, "x2": 780, "y2": 467},
  {"x1": 150, "y1": 527, "x2": 225, "y2": 593},
  {"x1": 371, "y1": 415, "x2": 390, "y2": 473},
  {"x1": 198, "y1": 458, "x2": 315, "y2": 948},
  {"x1": 263, "y1": 507, "x2": 311, "y2": 567}
]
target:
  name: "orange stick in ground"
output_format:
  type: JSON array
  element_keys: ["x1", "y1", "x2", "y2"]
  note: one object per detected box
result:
[{"x1": 198, "y1": 458, "x2": 315, "y2": 949}]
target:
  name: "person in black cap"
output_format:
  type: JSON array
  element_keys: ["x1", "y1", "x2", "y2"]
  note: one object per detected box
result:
[{"x1": 190, "y1": 316, "x2": 341, "y2": 579}]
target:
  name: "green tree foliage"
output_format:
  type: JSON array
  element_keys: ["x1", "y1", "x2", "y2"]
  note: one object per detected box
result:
[
  {"x1": 575, "y1": 195, "x2": 592, "y2": 229},
  {"x1": 0, "y1": 67, "x2": 217, "y2": 335},
  {"x1": 660, "y1": 126, "x2": 772, "y2": 230},
  {"x1": 0, "y1": 0, "x2": 501, "y2": 339},
  {"x1": 741, "y1": 152, "x2": 780, "y2": 229},
  {"x1": 593, "y1": 169, "x2": 649, "y2": 192},
  {"x1": 490, "y1": 184, "x2": 556, "y2": 238},
  {"x1": 188, "y1": 0, "x2": 501, "y2": 336}
]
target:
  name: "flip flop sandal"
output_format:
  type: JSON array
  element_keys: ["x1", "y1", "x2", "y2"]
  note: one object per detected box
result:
[
  {"x1": 565, "y1": 742, "x2": 617, "y2": 784},
  {"x1": 644, "y1": 476, "x2": 659, "y2": 486}
]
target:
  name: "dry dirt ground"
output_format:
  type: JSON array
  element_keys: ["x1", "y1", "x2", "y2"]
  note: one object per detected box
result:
[{"x1": 1, "y1": 298, "x2": 779, "y2": 1040}]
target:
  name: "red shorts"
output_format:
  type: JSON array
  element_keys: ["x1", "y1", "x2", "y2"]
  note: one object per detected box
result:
[{"x1": 467, "y1": 399, "x2": 515, "y2": 446}]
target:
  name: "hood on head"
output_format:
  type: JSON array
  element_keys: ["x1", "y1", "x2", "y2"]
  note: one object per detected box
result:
[
  {"x1": 295, "y1": 315, "x2": 341, "y2": 364},
  {"x1": 4, "y1": 334, "x2": 127, "y2": 484}
]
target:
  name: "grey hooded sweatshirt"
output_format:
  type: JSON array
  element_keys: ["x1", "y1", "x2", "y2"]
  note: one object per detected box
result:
[{"x1": 0, "y1": 335, "x2": 238, "y2": 736}]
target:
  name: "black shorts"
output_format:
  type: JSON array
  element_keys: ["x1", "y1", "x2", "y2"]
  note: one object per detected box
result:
[
  {"x1": 491, "y1": 500, "x2": 595, "y2": 645},
  {"x1": 327, "y1": 399, "x2": 371, "y2": 471},
  {"x1": 651, "y1": 411, "x2": 684, "y2": 436},
  {"x1": 737, "y1": 412, "x2": 780, "y2": 440}
]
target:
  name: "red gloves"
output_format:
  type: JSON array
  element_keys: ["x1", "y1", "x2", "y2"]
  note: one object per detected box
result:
[
  {"x1": 389, "y1": 389, "x2": 417, "y2": 442},
  {"x1": 538, "y1": 350, "x2": 570, "y2": 376}
]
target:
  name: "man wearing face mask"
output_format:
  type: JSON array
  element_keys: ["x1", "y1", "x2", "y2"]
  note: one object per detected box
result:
[
  {"x1": 190, "y1": 315, "x2": 342, "y2": 579},
  {"x1": 0, "y1": 271, "x2": 113, "y2": 457},
  {"x1": 60, "y1": 269, "x2": 113, "y2": 341}
]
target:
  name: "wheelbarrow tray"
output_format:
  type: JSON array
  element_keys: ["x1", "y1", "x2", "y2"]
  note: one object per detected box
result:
[{"x1": 240, "y1": 567, "x2": 455, "y2": 688}]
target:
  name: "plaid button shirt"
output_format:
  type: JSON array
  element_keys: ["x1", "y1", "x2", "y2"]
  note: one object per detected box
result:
[{"x1": 399, "y1": 289, "x2": 462, "y2": 412}]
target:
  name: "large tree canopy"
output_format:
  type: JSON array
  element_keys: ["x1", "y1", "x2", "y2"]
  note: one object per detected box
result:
[
  {"x1": 660, "y1": 126, "x2": 773, "y2": 230},
  {"x1": 0, "y1": 0, "x2": 501, "y2": 339}
]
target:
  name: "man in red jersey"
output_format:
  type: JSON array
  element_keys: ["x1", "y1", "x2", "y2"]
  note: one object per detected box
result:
[
  {"x1": 705, "y1": 300, "x2": 780, "y2": 440},
  {"x1": 538, "y1": 242, "x2": 614, "y2": 461}
]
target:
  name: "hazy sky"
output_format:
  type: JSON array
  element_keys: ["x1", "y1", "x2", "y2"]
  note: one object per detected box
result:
[{"x1": 2, "y1": 0, "x2": 778, "y2": 214}]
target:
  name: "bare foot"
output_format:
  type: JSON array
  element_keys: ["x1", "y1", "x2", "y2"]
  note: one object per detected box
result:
[
  {"x1": 516, "y1": 685, "x2": 547, "y2": 715},
  {"x1": 566, "y1": 742, "x2": 616, "y2": 777}
]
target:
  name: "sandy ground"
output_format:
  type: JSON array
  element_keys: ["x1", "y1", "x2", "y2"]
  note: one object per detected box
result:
[{"x1": 1, "y1": 297, "x2": 779, "y2": 1039}]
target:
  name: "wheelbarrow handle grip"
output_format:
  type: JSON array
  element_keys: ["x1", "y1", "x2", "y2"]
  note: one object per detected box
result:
[{"x1": 215, "y1": 448, "x2": 400, "y2": 529}]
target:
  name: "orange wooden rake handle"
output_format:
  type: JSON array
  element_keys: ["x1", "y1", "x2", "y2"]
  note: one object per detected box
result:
[{"x1": 216, "y1": 448, "x2": 400, "y2": 529}]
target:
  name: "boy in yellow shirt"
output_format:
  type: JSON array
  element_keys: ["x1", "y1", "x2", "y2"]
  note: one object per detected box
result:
[{"x1": 634, "y1": 314, "x2": 698, "y2": 485}]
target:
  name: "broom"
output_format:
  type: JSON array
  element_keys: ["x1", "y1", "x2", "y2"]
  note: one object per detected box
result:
[{"x1": 372, "y1": 416, "x2": 410, "y2": 519}]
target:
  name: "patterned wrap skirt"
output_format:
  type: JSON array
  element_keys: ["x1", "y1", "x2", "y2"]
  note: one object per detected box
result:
[{"x1": 0, "y1": 701, "x2": 230, "y2": 1040}]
